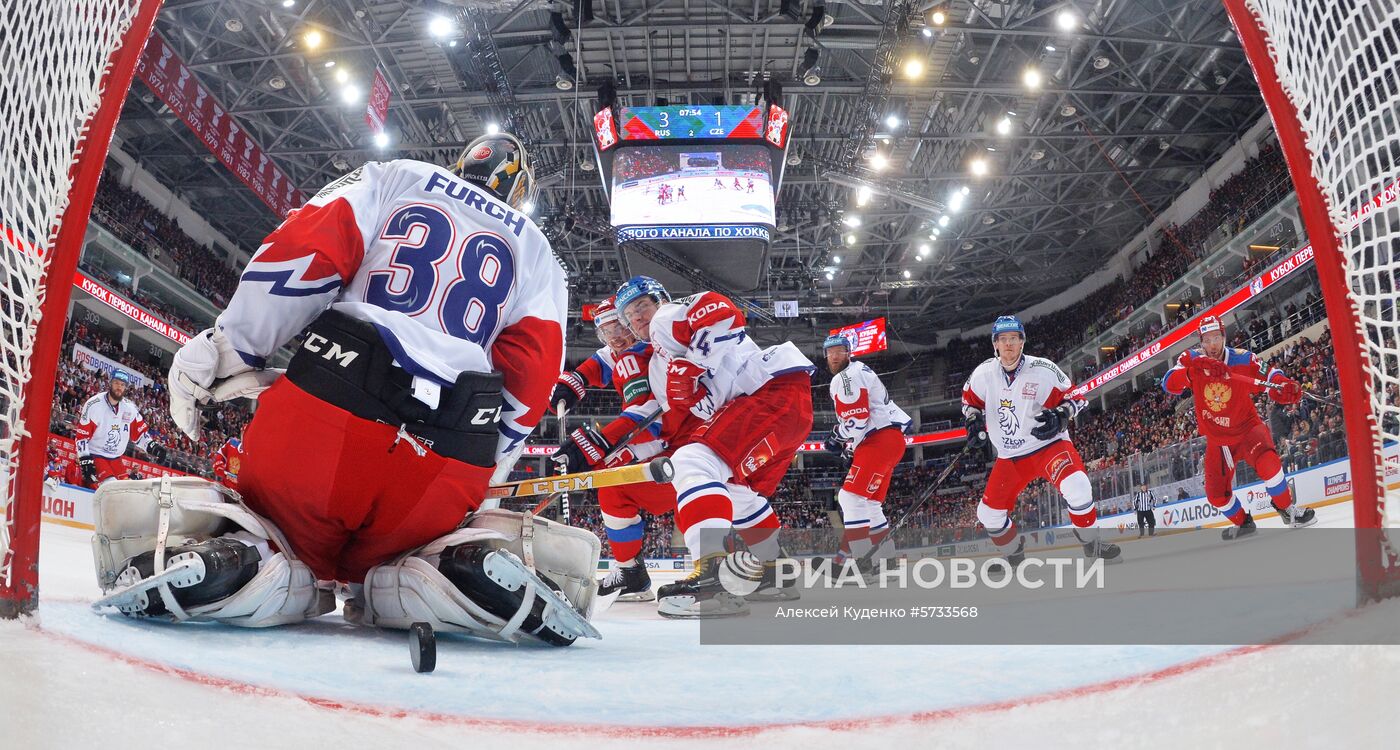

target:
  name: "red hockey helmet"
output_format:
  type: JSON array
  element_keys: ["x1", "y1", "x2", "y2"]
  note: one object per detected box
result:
[{"x1": 1197, "y1": 315, "x2": 1224, "y2": 337}]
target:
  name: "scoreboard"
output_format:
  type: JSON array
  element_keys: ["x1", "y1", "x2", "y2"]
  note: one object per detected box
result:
[{"x1": 618, "y1": 106, "x2": 765, "y2": 140}]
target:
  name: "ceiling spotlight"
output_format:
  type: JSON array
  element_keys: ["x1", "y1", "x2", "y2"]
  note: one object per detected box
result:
[
  {"x1": 324, "y1": 60, "x2": 336, "y2": 68},
  {"x1": 885, "y1": 114, "x2": 900, "y2": 129},
  {"x1": 373, "y1": 131, "x2": 390, "y2": 149},
  {"x1": 1159, "y1": 139, "x2": 1171, "y2": 151},
  {"x1": 918, "y1": 243, "x2": 930, "y2": 254},
  {"x1": 428, "y1": 16, "x2": 455, "y2": 39},
  {"x1": 1214, "y1": 73, "x2": 1227, "y2": 86},
  {"x1": 996, "y1": 116, "x2": 1012, "y2": 136},
  {"x1": 340, "y1": 85, "x2": 360, "y2": 104},
  {"x1": 799, "y1": 48, "x2": 821, "y2": 86},
  {"x1": 523, "y1": 200, "x2": 536, "y2": 214},
  {"x1": 1030, "y1": 149, "x2": 1046, "y2": 160},
  {"x1": 902, "y1": 269, "x2": 911, "y2": 279},
  {"x1": 580, "y1": 159, "x2": 596, "y2": 172},
  {"x1": 334, "y1": 68, "x2": 349, "y2": 84},
  {"x1": 833, "y1": 255, "x2": 842, "y2": 264},
  {"x1": 1022, "y1": 67, "x2": 1043, "y2": 90},
  {"x1": 1056, "y1": 9, "x2": 1079, "y2": 31},
  {"x1": 224, "y1": 18, "x2": 244, "y2": 32},
  {"x1": 803, "y1": 67, "x2": 822, "y2": 86},
  {"x1": 825, "y1": 272, "x2": 835, "y2": 281},
  {"x1": 268, "y1": 76, "x2": 286, "y2": 90},
  {"x1": 1045, "y1": 45, "x2": 1057, "y2": 52},
  {"x1": 982, "y1": 215, "x2": 996, "y2": 225},
  {"x1": 282, "y1": 0, "x2": 294, "y2": 7},
  {"x1": 449, "y1": 40, "x2": 457, "y2": 47},
  {"x1": 869, "y1": 152, "x2": 889, "y2": 171},
  {"x1": 856, "y1": 185, "x2": 872, "y2": 206},
  {"x1": 1060, "y1": 104, "x2": 1077, "y2": 117},
  {"x1": 486, "y1": 122, "x2": 500, "y2": 135},
  {"x1": 960, "y1": 185, "x2": 971, "y2": 196},
  {"x1": 202, "y1": 154, "x2": 217, "y2": 164},
  {"x1": 931, "y1": 10, "x2": 947, "y2": 25},
  {"x1": 303, "y1": 29, "x2": 323, "y2": 49},
  {"x1": 938, "y1": 215, "x2": 950, "y2": 227},
  {"x1": 845, "y1": 233, "x2": 857, "y2": 245},
  {"x1": 962, "y1": 241, "x2": 975, "y2": 250},
  {"x1": 332, "y1": 157, "x2": 350, "y2": 171},
  {"x1": 842, "y1": 215, "x2": 862, "y2": 228},
  {"x1": 555, "y1": 74, "x2": 574, "y2": 90},
  {"x1": 786, "y1": 152, "x2": 803, "y2": 166},
  {"x1": 949, "y1": 192, "x2": 965, "y2": 212},
  {"x1": 903, "y1": 57, "x2": 925, "y2": 79},
  {"x1": 922, "y1": 28, "x2": 933, "y2": 38},
  {"x1": 1092, "y1": 55, "x2": 1111, "y2": 70},
  {"x1": 969, "y1": 157, "x2": 989, "y2": 177}
]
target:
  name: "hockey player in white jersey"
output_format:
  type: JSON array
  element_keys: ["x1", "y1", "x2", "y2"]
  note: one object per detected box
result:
[
  {"x1": 823, "y1": 334, "x2": 910, "y2": 568},
  {"x1": 93, "y1": 132, "x2": 603, "y2": 646},
  {"x1": 961, "y1": 316, "x2": 1121, "y2": 566},
  {"x1": 615, "y1": 276, "x2": 815, "y2": 618},
  {"x1": 74, "y1": 371, "x2": 168, "y2": 487}
]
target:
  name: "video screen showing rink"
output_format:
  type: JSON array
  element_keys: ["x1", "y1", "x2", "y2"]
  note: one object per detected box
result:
[{"x1": 609, "y1": 144, "x2": 775, "y2": 228}]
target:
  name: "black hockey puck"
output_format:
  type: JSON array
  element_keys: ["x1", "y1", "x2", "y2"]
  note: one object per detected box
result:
[{"x1": 409, "y1": 621, "x2": 436, "y2": 674}]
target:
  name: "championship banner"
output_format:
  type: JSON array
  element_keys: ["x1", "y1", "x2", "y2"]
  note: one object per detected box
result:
[
  {"x1": 72, "y1": 343, "x2": 152, "y2": 389},
  {"x1": 135, "y1": 33, "x2": 306, "y2": 217},
  {"x1": 1070, "y1": 178, "x2": 1399, "y2": 398},
  {"x1": 74, "y1": 271, "x2": 192, "y2": 345},
  {"x1": 365, "y1": 68, "x2": 391, "y2": 133}
]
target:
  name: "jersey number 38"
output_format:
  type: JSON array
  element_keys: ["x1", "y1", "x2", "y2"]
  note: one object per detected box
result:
[{"x1": 365, "y1": 203, "x2": 515, "y2": 345}]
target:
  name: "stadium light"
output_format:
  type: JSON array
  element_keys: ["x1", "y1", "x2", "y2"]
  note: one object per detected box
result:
[
  {"x1": 903, "y1": 58, "x2": 924, "y2": 79},
  {"x1": 885, "y1": 114, "x2": 900, "y2": 129},
  {"x1": 845, "y1": 233, "x2": 857, "y2": 246},
  {"x1": 931, "y1": 10, "x2": 947, "y2": 25},
  {"x1": 918, "y1": 243, "x2": 930, "y2": 254},
  {"x1": 921, "y1": 28, "x2": 933, "y2": 38},
  {"x1": 856, "y1": 185, "x2": 872, "y2": 206},
  {"x1": 1022, "y1": 67, "x2": 1043, "y2": 90},
  {"x1": 340, "y1": 85, "x2": 360, "y2": 104},
  {"x1": 324, "y1": 60, "x2": 336, "y2": 68},
  {"x1": 825, "y1": 271, "x2": 835, "y2": 281},
  {"x1": 1056, "y1": 9, "x2": 1079, "y2": 31},
  {"x1": 960, "y1": 185, "x2": 971, "y2": 196},
  {"x1": 486, "y1": 122, "x2": 500, "y2": 135},
  {"x1": 948, "y1": 191, "x2": 965, "y2": 212},
  {"x1": 842, "y1": 215, "x2": 862, "y2": 228},
  {"x1": 869, "y1": 152, "x2": 889, "y2": 171},
  {"x1": 969, "y1": 156, "x2": 989, "y2": 177},
  {"x1": 303, "y1": 30, "x2": 323, "y2": 50},
  {"x1": 428, "y1": 16, "x2": 455, "y2": 39},
  {"x1": 373, "y1": 131, "x2": 390, "y2": 149},
  {"x1": 833, "y1": 255, "x2": 842, "y2": 264},
  {"x1": 996, "y1": 116, "x2": 1012, "y2": 135},
  {"x1": 282, "y1": 0, "x2": 295, "y2": 7},
  {"x1": 937, "y1": 215, "x2": 950, "y2": 227},
  {"x1": 902, "y1": 269, "x2": 911, "y2": 279},
  {"x1": 334, "y1": 68, "x2": 349, "y2": 84}
]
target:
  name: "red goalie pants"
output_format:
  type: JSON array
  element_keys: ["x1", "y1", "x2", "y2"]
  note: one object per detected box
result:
[
  {"x1": 238, "y1": 379, "x2": 494, "y2": 583},
  {"x1": 841, "y1": 427, "x2": 908, "y2": 502},
  {"x1": 691, "y1": 372, "x2": 815, "y2": 497}
]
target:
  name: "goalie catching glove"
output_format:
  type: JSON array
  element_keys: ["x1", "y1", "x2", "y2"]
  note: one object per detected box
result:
[
  {"x1": 169, "y1": 328, "x2": 282, "y2": 439},
  {"x1": 1031, "y1": 404, "x2": 1074, "y2": 441}
]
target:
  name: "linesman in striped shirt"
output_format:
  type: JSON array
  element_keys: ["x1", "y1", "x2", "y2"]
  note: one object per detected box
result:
[{"x1": 1133, "y1": 483, "x2": 1157, "y2": 537}]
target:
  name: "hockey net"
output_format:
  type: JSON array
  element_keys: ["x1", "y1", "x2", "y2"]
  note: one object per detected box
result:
[
  {"x1": 0, "y1": 0, "x2": 163, "y2": 618},
  {"x1": 1224, "y1": 0, "x2": 1400, "y2": 600}
]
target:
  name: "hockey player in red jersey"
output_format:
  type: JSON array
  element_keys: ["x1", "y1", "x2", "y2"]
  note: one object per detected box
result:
[
  {"x1": 550, "y1": 296, "x2": 671, "y2": 601},
  {"x1": 616, "y1": 275, "x2": 814, "y2": 618},
  {"x1": 823, "y1": 333, "x2": 910, "y2": 569},
  {"x1": 74, "y1": 371, "x2": 168, "y2": 487},
  {"x1": 94, "y1": 132, "x2": 601, "y2": 645},
  {"x1": 211, "y1": 436, "x2": 243, "y2": 491},
  {"x1": 1162, "y1": 315, "x2": 1315, "y2": 539},
  {"x1": 962, "y1": 316, "x2": 1121, "y2": 566}
]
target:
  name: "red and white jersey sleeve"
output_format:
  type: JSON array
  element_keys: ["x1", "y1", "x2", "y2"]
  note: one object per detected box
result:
[
  {"x1": 962, "y1": 354, "x2": 1086, "y2": 459},
  {"x1": 648, "y1": 291, "x2": 814, "y2": 416},
  {"x1": 217, "y1": 159, "x2": 567, "y2": 475},
  {"x1": 829, "y1": 361, "x2": 911, "y2": 448},
  {"x1": 74, "y1": 395, "x2": 153, "y2": 459}
]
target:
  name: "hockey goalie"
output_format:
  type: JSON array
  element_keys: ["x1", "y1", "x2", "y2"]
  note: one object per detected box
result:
[{"x1": 89, "y1": 133, "x2": 604, "y2": 646}]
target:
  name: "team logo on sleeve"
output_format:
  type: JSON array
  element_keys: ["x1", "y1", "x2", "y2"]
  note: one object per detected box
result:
[
  {"x1": 1203, "y1": 382, "x2": 1233, "y2": 412},
  {"x1": 997, "y1": 398, "x2": 1020, "y2": 435}
]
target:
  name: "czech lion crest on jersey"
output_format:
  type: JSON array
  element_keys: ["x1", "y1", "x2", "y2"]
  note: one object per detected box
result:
[
  {"x1": 997, "y1": 398, "x2": 1020, "y2": 435},
  {"x1": 1203, "y1": 381, "x2": 1232, "y2": 412}
]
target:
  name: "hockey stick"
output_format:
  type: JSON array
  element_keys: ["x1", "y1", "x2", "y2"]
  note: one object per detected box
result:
[
  {"x1": 1229, "y1": 373, "x2": 1342, "y2": 408},
  {"x1": 535, "y1": 406, "x2": 666, "y2": 515},
  {"x1": 856, "y1": 441, "x2": 975, "y2": 566},
  {"x1": 491, "y1": 457, "x2": 674, "y2": 501},
  {"x1": 556, "y1": 402, "x2": 570, "y2": 523}
]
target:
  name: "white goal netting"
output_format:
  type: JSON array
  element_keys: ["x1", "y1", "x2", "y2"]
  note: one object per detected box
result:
[
  {"x1": 1230, "y1": 1, "x2": 1400, "y2": 594},
  {"x1": 0, "y1": 0, "x2": 150, "y2": 611}
]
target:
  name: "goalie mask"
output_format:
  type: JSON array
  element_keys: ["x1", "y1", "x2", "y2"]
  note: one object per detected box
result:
[{"x1": 452, "y1": 132, "x2": 535, "y2": 211}]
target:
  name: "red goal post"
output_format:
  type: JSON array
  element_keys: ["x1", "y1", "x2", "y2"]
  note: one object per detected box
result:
[
  {"x1": 1222, "y1": 0, "x2": 1400, "y2": 602},
  {"x1": 0, "y1": 0, "x2": 164, "y2": 618}
]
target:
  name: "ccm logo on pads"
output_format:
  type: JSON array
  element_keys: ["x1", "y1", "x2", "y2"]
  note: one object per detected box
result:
[{"x1": 302, "y1": 333, "x2": 360, "y2": 367}]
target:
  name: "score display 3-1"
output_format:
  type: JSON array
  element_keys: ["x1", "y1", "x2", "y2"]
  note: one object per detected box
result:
[{"x1": 619, "y1": 105, "x2": 765, "y2": 140}]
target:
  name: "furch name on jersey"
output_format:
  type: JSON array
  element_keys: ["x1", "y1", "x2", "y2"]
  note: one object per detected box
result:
[{"x1": 422, "y1": 172, "x2": 529, "y2": 237}]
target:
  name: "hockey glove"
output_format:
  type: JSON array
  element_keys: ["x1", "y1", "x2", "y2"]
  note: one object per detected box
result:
[
  {"x1": 551, "y1": 371, "x2": 588, "y2": 412},
  {"x1": 169, "y1": 328, "x2": 280, "y2": 440},
  {"x1": 145, "y1": 442, "x2": 169, "y2": 463},
  {"x1": 1188, "y1": 354, "x2": 1228, "y2": 381},
  {"x1": 964, "y1": 411, "x2": 990, "y2": 452},
  {"x1": 1269, "y1": 375, "x2": 1303, "y2": 405},
  {"x1": 553, "y1": 424, "x2": 611, "y2": 472},
  {"x1": 1031, "y1": 404, "x2": 1073, "y2": 441},
  {"x1": 665, "y1": 358, "x2": 709, "y2": 410},
  {"x1": 78, "y1": 456, "x2": 99, "y2": 486},
  {"x1": 823, "y1": 428, "x2": 848, "y2": 456}
]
